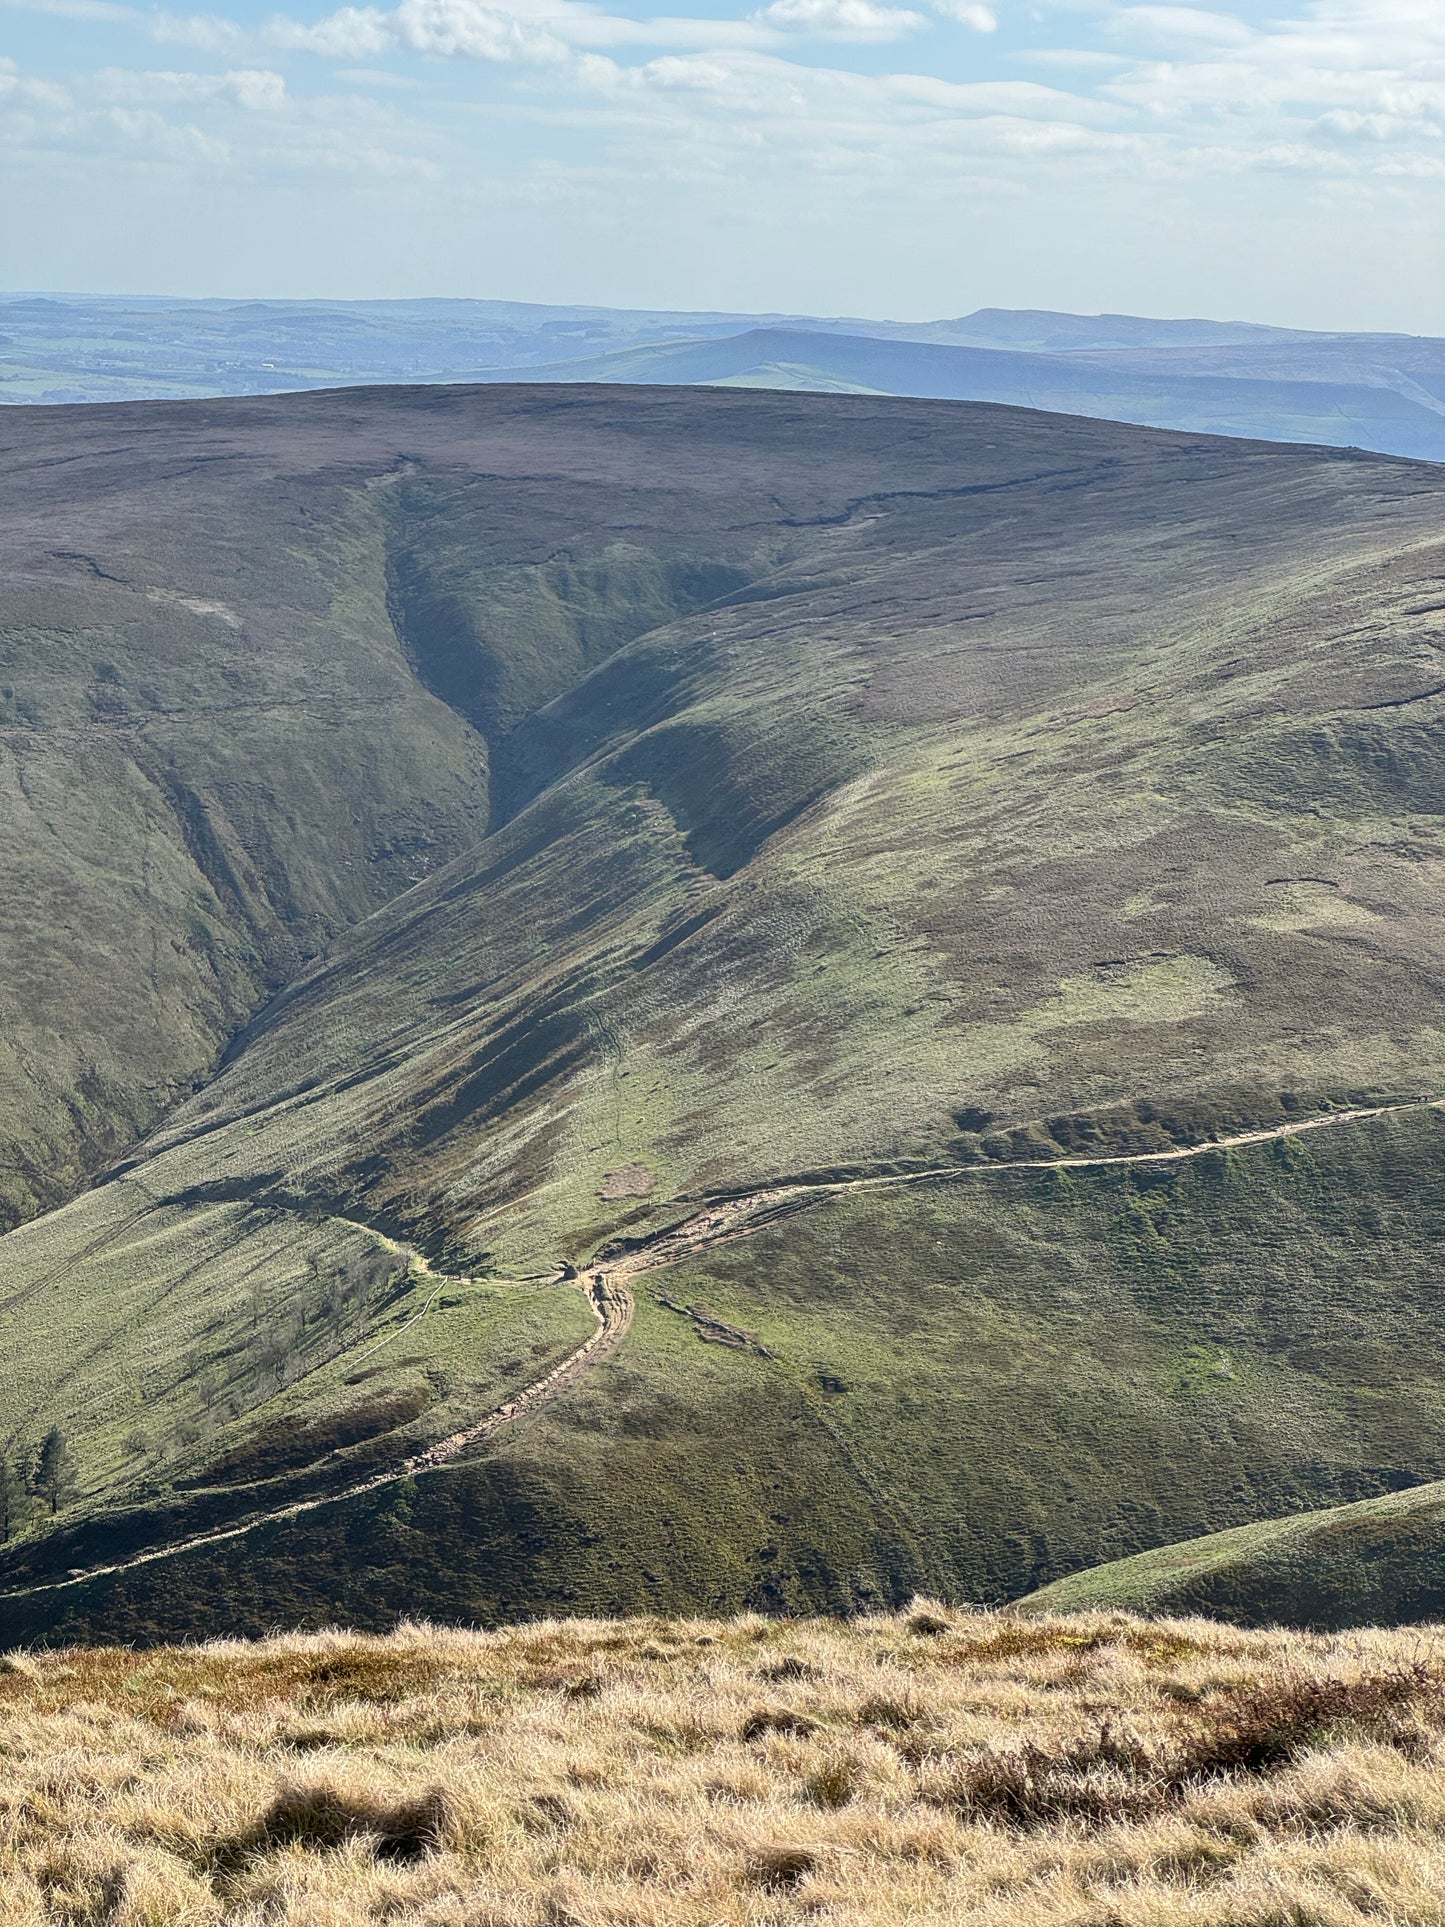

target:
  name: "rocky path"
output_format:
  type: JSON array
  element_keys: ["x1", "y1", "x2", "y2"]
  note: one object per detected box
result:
[{"x1": 0, "y1": 1272, "x2": 633, "y2": 1605}]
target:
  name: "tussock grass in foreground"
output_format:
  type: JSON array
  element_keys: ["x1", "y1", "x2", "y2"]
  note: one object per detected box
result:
[{"x1": 7, "y1": 1606, "x2": 1445, "y2": 1923}]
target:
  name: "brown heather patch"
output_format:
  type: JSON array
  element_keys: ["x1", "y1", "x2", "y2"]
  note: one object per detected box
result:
[
  {"x1": 6, "y1": 1605, "x2": 1445, "y2": 1923},
  {"x1": 0, "y1": 1632, "x2": 452, "y2": 1721}
]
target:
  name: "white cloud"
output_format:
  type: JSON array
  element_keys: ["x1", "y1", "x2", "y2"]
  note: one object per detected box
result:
[
  {"x1": 103, "y1": 103, "x2": 233, "y2": 159},
  {"x1": 149, "y1": 10, "x2": 248, "y2": 49},
  {"x1": 930, "y1": 0, "x2": 995, "y2": 29},
  {"x1": 229, "y1": 66, "x2": 287, "y2": 105},
  {"x1": 1024, "y1": 49, "x2": 1129, "y2": 69},
  {"x1": 269, "y1": 6, "x2": 396, "y2": 58},
  {"x1": 0, "y1": 52, "x2": 72, "y2": 104},
  {"x1": 272, "y1": 0, "x2": 570, "y2": 61},
  {"x1": 270, "y1": 0, "x2": 777, "y2": 58},
  {"x1": 1092, "y1": 0, "x2": 1445, "y2": 175},
  {"x1": 94, "y1": 65, "x2": 288, "y2": 108},
  {"x1": 10, "y1": 0, "x2": 1445, "y2": 297},
  {"x1": 400, "y1": 0, "x2": 566, "y2": 56},
  {"x1": 0, "y1": 47, "x2": 446, "y2": 184},
  {"x1": 755, "y1": 0, "x2": 925, "y2": 41},
  {"x1": 618, "y1": 15, "x2": 774, "y2": 47},
  {"x1": 575, "y1": 43, "x2": 1124, "y2": 181},
  {"x1": 334, "y1": 63, "x2": 427, "y2": 83},
  {"x1": 0, "y1": 0, "x2": 134, "y2": 18},
  {"x1": 1107, "y1": 7, "x2": 1252, "y2": 48}
]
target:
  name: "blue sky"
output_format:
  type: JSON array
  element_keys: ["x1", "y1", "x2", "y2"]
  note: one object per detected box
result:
[{"x1": 3, "y1": 0, "x2": 1443, "y2": 327}]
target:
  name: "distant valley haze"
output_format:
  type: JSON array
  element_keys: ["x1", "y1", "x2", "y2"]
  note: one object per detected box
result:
[{"x1": 7, "y1": 291, "x2": 1445, "y2": 463}]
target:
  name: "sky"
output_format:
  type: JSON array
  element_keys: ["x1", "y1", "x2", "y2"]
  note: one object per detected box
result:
[{"x1": 2, "y1": 0, "x2": 1444, "y2": 329}]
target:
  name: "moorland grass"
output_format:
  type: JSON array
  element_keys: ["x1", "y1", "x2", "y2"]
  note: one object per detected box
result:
[
  {"x1": 14, "y1": 1104, "x2": 1445, "y2": 1641},
  {"x1": 9, "y1": 1605, "x2": 1445, "y2": 1924}
]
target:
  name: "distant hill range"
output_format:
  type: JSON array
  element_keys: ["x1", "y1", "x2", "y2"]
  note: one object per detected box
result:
[{"x1": 5, "y1": 294, "x2": 1445, "y2": 461}]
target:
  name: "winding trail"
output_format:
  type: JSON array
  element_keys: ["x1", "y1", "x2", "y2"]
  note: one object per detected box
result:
[
  {"x1": 0, "y1": 1273, "x2": 634, "y2": 1605},
  {"x1": 0, "y1": 1093, "x2": 1437, "y2": 1604}
]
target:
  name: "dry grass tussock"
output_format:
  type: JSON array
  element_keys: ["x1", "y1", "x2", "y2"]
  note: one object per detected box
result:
[{"x1": 7, "y1": 1606, "x2": 1445, "y2": 1924}]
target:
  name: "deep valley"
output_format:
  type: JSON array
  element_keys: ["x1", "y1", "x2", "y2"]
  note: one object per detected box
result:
[{"x1": 6, "y1": 383, "x2": 1445, "y2": 1638}]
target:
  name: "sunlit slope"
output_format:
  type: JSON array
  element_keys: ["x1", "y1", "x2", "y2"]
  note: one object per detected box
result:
[
  {"x1": 9, "y1": 386, "x2": 1445, "y2": 1635},
  {"x1": 1018, "y1": 1480, "x2": 1445, "y2": 1629},
  {"x1": 134, "y1": 411, "x2": 1445, "y2": 1273},
  {"x1": 0, "y1": 383, "x2": 890, "y2": 1225},
  {"x1": 0, "y1": 408, "x2": 504, "y2": 1225},
  {"x1": 14, "y1": 1102, "x2": 1445, "y2": 1643}
]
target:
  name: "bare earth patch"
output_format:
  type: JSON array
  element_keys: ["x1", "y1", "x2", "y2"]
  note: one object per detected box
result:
[{"x1": 598, "y1": 1162, "x2": 654, "y2": 1200}]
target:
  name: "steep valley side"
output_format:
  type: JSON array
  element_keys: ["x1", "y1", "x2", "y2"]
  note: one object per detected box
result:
[{"x1": 6, "y1": 384, "x2": 1445, "y2": 1636}]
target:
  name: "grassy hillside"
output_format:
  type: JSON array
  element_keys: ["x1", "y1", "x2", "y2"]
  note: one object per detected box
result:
[
  {"x1": 0, "y1": 387, "x2": 820, "y2": 1223},
  {"x1": 9, "y1": 1606, "x2": 1445, "y2": 1926},
  {"x1": 14, "y1": 1102, "x2": 1445, "y2": 1644},
  {"x1": 0, "y1": 406, "x2": 497, "y2": 1223},
  {"x1": 8, "y1": 385, "x2": 1445, "y2": 1636},
  {"x1": 1019, "y1": 1482, "x2": 1445, "y2": 1629}
]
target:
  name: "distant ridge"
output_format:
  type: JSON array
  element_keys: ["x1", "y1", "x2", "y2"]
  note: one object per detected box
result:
[
  {"x1": 3, "y1": 294, "x2": 1444, "y2": 460},
  {"x1": 482, "y1": 324, "x2": 1445, "y2": 459}
]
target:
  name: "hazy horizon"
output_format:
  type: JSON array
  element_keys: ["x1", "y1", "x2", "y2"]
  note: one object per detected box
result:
[
  {"x1": 5, "y1": 1, "x2": 1444, "y2": 334},
  {"x1": 2, "y1": 289, "x2": 1440, "y2": 341}
]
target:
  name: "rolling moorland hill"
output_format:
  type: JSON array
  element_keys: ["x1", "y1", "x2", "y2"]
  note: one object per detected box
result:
[
  {"x1": 0, "y1": 400, "x2": 499, "y2": 1227},
  {"x1": 0, "y1": 294, "x2": 802, "y2": 404},
  {"x1": 9, "y1": 386, "x2": 1445, "y2": 1639},
  {"x1": 1018, "y1": 1481, "x2": 1445, "y2": 1630},
  {"x1": 8, "y1": 1605, "x2": 1445, "y2": 1927},
  {"x1": 8, "y1": 294, "x2": 1445, "y2": 461},
  {"x1": 481, "y1": 327, "x2": 1445, "y2": 463}
]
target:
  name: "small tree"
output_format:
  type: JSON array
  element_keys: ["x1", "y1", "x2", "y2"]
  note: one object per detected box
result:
[
  {"x1": 254, "y1": 1325, "x2": 288, "y2": 1389},
  {"x1": 361, "y1": 1251, "x2": 402, "y2": 1316},
  {"x1": 33, "y1": 1427, "x2": 76, "y2": 1516},
  {"x1": 0, "y1": 1456, "x2": 23, "y2": 1541},
  {"x1": 321, "y1": 1267, "x2": 347, "y2": 1337},
  {"x1": 342, "y1": 1256, "x2": 368, "y2": 1323}
]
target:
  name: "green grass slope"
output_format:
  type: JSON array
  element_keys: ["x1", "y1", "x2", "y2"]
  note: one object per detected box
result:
[
  {"x1": 8, "y1": 385, "x2": 1445, "y2": 1638},
  {"x1": 0, "y1": 387, "x2": 816, "y2": 1224},
  {"x1": 129, "y1": 403, "x2": 1445, "y2": 1272},
  {"x1": 1016, "y1": 1481, "x2": 1445, "y2": 1629},
  {"x1": 14, "y1": 1102, "x2": 1445, "y2": 1644},
  {"x1": 0, "y1": 405, "x2": 497, "y2": 1223}
]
